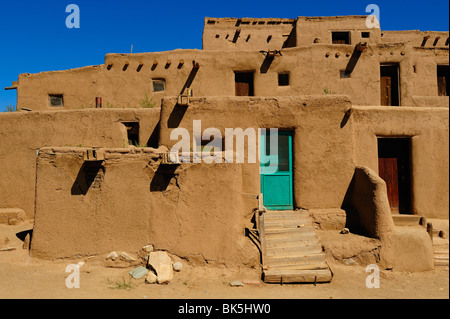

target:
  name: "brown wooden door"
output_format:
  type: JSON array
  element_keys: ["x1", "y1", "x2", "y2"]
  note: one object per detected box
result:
[
  {"x1": 380, "y1": 65, "x2": 400, "y2": 106},
  {"x1": 378, "y1": 138, "x2": 412, "y2": 214},
  {"x1": 235, "y1": 72, "x2": 254, "y2": 96},
  {"x1": 378, "y1": 157, "x2": 399, "y2": 214},
  {"x1": 380, "y1": 76, "x2": 392, "y2": 106},
  {"x1": 236, "y1": 81, "x2": 250, "y2": 96}
]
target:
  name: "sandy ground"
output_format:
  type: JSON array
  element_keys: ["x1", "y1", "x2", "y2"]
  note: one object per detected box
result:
[{"x1": 0, "y1": 221, "x2": 448, "y2": 300}]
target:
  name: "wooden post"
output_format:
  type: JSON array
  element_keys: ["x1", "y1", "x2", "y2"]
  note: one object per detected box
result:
[{"x1": 427, "y1": 222, "x2": 433, "y2": 242}]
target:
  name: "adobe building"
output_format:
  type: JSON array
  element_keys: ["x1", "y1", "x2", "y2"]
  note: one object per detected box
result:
[{"x1": 1, "y1": 15, "x2": 448, "y2": 283}]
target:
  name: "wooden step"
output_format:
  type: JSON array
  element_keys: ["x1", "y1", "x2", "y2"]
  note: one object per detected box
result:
[
  {"x1": 266, "y1": 236, "x2": 320, "y2": 248},
  {"x1": 264, "y1": 219, "x2": 313, "y2": 229},
  {"x1": 266, "y1": 244, "x2": 323, "y2": 257},
  {"x1": 434, "y1": 260, "x2": 449, "y2": 266},
  {"x1": 264, "y1": 213, "x2": 309, "y2": 219},
  {"x1": 265, "y1": 226, "x2": 315, "y2": 234},
  {"x1": 260, "y1": 211, "x2": 332, "y2": 284},
  {"x1": 264, "y1": 268, "x2": 332, "y2": 283},
  {"x1": 265, "y1": 231, "x2": 317, "y2": 241},
  {"x1": 434, "y1": 256, "x2": 449, "y2": 260},
  {"x1": 266, "y1": 253, "x2": 327, "y2": 268}
]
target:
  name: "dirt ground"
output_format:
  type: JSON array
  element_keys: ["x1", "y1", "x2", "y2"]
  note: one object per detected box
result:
[{"x1": 0, "y1": 221, "x2": 448, "y2": 300}]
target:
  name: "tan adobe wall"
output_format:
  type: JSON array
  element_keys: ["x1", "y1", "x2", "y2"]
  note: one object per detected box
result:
[
  {"x1": 0, "y1": 108, "x2": 160, "y2": 218},
  {"x1": 15, "y1": 43, "x2": 449, "y2": 111},
  {"x1": 160, "y1": 95, "x2": 356, "y2": 211},
  {"x1": 350, "y1": 105, "x2": 449, "y2": 219},
  {"x1": 295, "y1": 16, "x2": 382, "y2": 46},
  {"x1": 202, "y1": 17, "x2": 296, "y2": 51},
  {"x1": 381, "y1": 30, "x2": 449, "y2": 48},
  {"x1": 0, "y1": 96, "x2": 447, "y2": 223},
  {"x1": 346, "y1": 166, "x2": 434, "y2": 272},
  {"x1": 30, "y1": 147, "x2": 259, "y2": 265}
]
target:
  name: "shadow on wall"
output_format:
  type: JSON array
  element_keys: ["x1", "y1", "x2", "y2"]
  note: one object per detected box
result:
[
  {"x1": 147, "y1": 120, "x2": 160, "y2": 148},
  {"x1": 260, "y1": 55, "x2": 274, "y2": 74},
  {"x1": 167, "y1": 104, "x2": 189, "y2": 128},
  {"x1": 150, "y1": 164, "x2": 180, "y2": 192},
  {"x1": 71, "y1": 162, "x2": 105, "y2": 195}
]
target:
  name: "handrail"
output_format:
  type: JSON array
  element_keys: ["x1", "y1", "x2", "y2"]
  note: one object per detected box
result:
[{"x1": 258, "y1": 209, "x2": 268, "y2": 270}]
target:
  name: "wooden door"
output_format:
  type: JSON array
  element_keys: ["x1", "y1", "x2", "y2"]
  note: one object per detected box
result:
[
  {"x1": 235, "y1": 72, "x2": 254, "y2": 96},
  {"x1": 378, "y1": 157, "x2": 399, "y2": 213},
  {"x1": 380, "y1": 65, "x2": 400, "y2": 106},
  {"x1": 260, "y1": 131, "x2": 293, "y2": 210},
  {"x1": 378, "y1": 138, "x2": 411, "y2": 214},
  {"x1": 380, "y1": 76, "x2": 392, "y2": 106}
]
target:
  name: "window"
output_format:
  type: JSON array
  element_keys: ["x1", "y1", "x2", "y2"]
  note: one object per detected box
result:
[
  {"x1": 152, "y1": 79, "x2": 165, "y2": 92},
  {"x1": 437, "y1": 65, "x2": 449, "y2": 96},
  {"x1": 332, "y1": 31, "x2": 351, "y2": 44},
  {"x1": 278, "y1": 73, "x2": 290, "y2": 86},
  {"x1": 361, "y1": 32, "x2": 370, "y2": 39},
  {"x1": 122, "y1": 122, "x2": 140, "y2": 146},
  {"x1": 49, "y1": 94, "x2": 64, "y2": 107}
]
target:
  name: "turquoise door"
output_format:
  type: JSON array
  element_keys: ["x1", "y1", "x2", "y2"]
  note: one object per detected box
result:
[{"x1": 260, "y1": 130, "x2": 293, "y2": 210}]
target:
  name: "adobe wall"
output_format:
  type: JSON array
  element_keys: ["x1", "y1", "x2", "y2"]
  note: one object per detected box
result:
[
  {"x1": 351, "y1": 105, "x2": 449, "y2": 219},
  {"x1": 30, "y1": 147, "x2": 259, "y2": 267},
  {"x1": 0, "y1": 108, "x2": 160, "y2": 218},
  {"x1": 202, "y1": 17, "x2": 296, "y2": 51},
  {"x1": 295, "y1": 16, "x2": 382, "y2": 46},
  {"x1": 381, "y1": 30, "x2": 449, "y2": 47},
  {"x1": 159, "y1": 95, "x2": 356, "y2": 211},
  {"x1": 15, "y1": 41, "x2": 448, "y2": 112}
]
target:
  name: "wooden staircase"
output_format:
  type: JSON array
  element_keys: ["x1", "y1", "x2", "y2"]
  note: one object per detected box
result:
[
  {"x1": 259, "y1": 210, "x2": 333, "y2": 284},
  {"x1": 391, "y1": 215, "x2": 449, "y2": 268},
  {"x1": 433, "y1": 238, "x2": 449, "y2": 267}
]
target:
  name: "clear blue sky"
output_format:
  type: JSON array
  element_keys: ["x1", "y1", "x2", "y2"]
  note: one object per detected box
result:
[{"x1": 0, "y1": 0, "x2": 448, "y2": 112}]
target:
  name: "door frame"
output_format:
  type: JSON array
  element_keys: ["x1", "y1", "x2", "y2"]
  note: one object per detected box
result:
[
  {"x1": 260, "y1": 130, "x2": 294, "y2": 210},
  {"x1": 380, "y1": 63, "x2": 401, "y2": 106},
  {"x1": 377, "y1": 137, "x2": 412, "y2": 214}
]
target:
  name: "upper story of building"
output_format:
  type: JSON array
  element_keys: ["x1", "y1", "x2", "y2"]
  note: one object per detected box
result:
[
  {"x1": 7, "y1": 15, "x2": 449, "y2": 111},
  {"x1": 203, "y1": 15, "x2": 449, "y2": 50}
]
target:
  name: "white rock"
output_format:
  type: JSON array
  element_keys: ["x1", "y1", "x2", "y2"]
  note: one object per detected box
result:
[
  {"x1": 106, "y1": 251, "x2": 119, "y2": 261},
  {"x1": 157, "y1": 264, "x2": 173, "y2": 284},
  {"x1": 148, "y1": 251, "x2": 173, "y2": 283},
  {"x1": 119, "y1": 252, "x2": 137, "y2": 262},
  {"x1": 172, "y1": 262, "x2": 183, "y2": 272},
  {"x1": 142, "y1": 245, "x2": 154, "y2": 253},
  {"x1": 229, "y1": 280, "x2": 244, "y2": 287},
  {"x1": 145, "y1": 271, "x2": 157, "y2": 284}
]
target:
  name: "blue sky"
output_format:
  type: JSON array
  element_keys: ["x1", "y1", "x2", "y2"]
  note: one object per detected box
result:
[{"x1": 0, "y1": 0, "x2": 448, "y2": 112}]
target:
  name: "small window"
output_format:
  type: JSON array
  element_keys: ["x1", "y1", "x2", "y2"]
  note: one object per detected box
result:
[
  {"x1": 152, "y1": 79, "x2": 165, "y2": 92},
  {"x1": 278, "y1": 73, "x2": 290, "y2": 86},
  {"x1": 437, "y1": 65, "x2": 449, "y2": 96},
  {"x1": 361, "y1": 32, "x2": 370, "y2": 38},
  {"x1": 49, "y1": 94, "x2": 64, "y2": 107},
  {"x1": 332, "y1": 31, "x2": 351, "y2": 44},
  {"x1": 122, "y1": 122, "x2": 140, "y2": 146}
]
